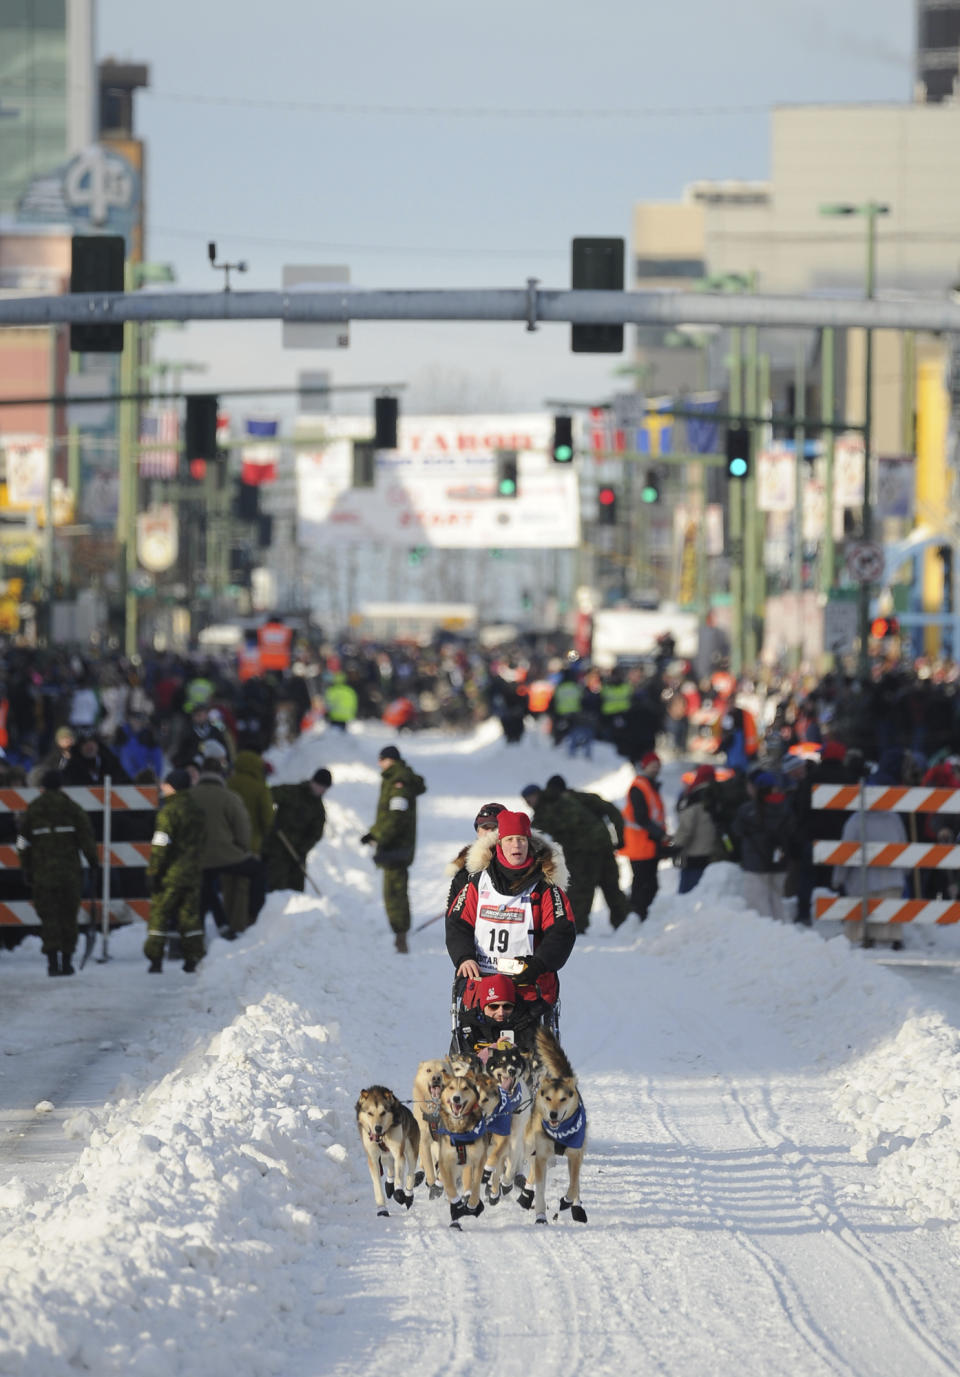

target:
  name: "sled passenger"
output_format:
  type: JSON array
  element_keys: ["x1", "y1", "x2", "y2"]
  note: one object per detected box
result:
[{"x1": 446, "y1": 810, "x2": 576, "y2": 1039}]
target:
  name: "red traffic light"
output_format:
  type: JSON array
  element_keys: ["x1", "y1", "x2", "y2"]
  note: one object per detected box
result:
[
  {"x1": 870, "y1": 616, "x2": 900, "y2": 639},
  {"x1": 598, "y1": 487, "x2": 616, "y2": 505}
]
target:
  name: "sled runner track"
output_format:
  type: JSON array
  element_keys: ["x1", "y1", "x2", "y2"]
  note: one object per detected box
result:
[
  {"x1": 649, "y1": 983, "x2": 960, "y2": 1377},
  {"x1": 723, "y1": 1076, "x2": 960, "y2": 1377},
  {"x1": 645, "y1": 1075, "x2": 861, "y2": 1377}
]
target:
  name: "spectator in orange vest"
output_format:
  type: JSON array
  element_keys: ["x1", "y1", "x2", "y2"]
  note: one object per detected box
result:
[{"x1": 621, "y1": 752, "x2": 671, "y2": 922}]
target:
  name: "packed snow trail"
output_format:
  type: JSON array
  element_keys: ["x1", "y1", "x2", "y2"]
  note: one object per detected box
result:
[{"x1": 2, "y1": 722, "x2": 960, "y2": 1376}]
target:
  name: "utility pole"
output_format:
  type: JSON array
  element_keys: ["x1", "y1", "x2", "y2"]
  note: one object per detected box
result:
[{"x1": 792, "y1": 339, "x2": 807, "y2": 670}]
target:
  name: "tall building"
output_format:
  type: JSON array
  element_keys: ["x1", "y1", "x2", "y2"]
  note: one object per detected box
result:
[
  {"x1": 0, "y1": 0, "x2": 95, "y2": 216},
  {"x1": 916, "y1": 0, "x2": 960, "y2": 103}
]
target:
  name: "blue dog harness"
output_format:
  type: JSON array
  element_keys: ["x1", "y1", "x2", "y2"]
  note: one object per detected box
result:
[
  {"x1": 542, "y1": 1097, "x2": 587, "y2": 1152},
  {"x1": 486, "y1": 1083, "x2": 524, "y2": 1137}
]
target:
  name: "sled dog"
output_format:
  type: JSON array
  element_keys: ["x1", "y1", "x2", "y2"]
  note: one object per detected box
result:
[
  {"x1": 520, "y1": 1028, "x2": 588, "y2": 1225},
  {"x1": 482, "y1": 1042, "x2": 531, "y2": 1203},
  {"x1": 436, "y1": 1067, "x2": 489, "y2": 1228},
  {"x1": 355, "y1": 1085, "x2": 421, "y2": 1216},
  {"x1": 411, "y1": 1058, "x2": 447, "y2": 1197}
]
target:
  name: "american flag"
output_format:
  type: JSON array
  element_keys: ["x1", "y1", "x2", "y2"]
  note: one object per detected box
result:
[
  {"x1": 241, "y1": 416, "x2": 279, "y2": 485},
  {"x1": 138, "y1": 408, "x2": 180, "y2": 479}
]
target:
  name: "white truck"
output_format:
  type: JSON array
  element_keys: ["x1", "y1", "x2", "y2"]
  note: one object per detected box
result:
[{"x1": 590, "y1": 605, "x2": 699, "y2": 669}]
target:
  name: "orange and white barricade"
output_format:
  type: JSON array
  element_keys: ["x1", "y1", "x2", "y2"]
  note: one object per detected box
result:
[
  {"x1": 812, "y1": 784, "x2": 960, "y2": 928},
  {"x1": 0, "y1": 782, "x2": 156, "y2": 952}
]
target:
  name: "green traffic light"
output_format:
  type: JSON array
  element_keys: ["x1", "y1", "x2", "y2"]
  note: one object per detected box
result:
[
  {"x1": 729, "y1": 457, "x2": 748, "y2": 478},
  {"x1": 554, "y1": 444, "x2": 573, "y2": 463},
  {"x1": 641, "y1": 484, "x2": 658, "y2": 504},
  {"x1": 498, "y1": 479, "x2": 517, "y2": 496}
]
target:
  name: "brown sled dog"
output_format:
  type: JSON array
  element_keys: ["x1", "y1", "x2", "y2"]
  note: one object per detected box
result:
[
  {"x1": 411, "y1": 1058, "x2": 447, "y2": 1198},
  {"x1": 519, "y1": 1027, "x2": 588, "y2": 1225},
  {"x1": 355, "y1": 1085, "x2": 421, "y2": 1216},
  {"x1": 436, "y1": 1065, "x2": 491, "y2": 1229}
]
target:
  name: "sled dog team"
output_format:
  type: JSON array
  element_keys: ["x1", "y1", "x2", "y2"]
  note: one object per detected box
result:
[{"x1": 356, "y1": 1026, "x2": 588, "y2": 1228}]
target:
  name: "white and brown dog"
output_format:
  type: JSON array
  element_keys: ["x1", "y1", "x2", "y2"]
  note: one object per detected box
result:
[
  {"x1": 519, "y1": 1027, "x2": 588, "y2": 1226},
  {"x1": 411, "y1": 1058, "x2": 447, "y2": 1199},
  {"x1": 436, "y1": 1066, "x2": 491, "y2": 1229},
  {"x1": 355, "y1": 1085, "x2": 421, "y2": 1217}
]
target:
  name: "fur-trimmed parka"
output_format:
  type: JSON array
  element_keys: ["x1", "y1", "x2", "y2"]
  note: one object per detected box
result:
[{"x1": 445, "y1": 829, "x2": 575, "y2": 1007}]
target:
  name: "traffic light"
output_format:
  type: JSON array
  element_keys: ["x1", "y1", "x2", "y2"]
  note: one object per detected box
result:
[
  {"x1": 235, "y1": 480, "x2": 259, "y2": 522},
  {"x1": 552, "y1": 415, "x2": 574, "y2": 463},
  {"x1": 184, "y1": 395, "x2": 220, "y2": 464},
  {"x1": 70, "y1": 234, "x2": 125, "y2": 353},
  {"x1": 374, "y1": 395, "x2": 399, "y2": 449},
  {"x1": 725, "y1": 425, "x2": 752, "y2": 479},
  {"x1": 597, "y1": 485, "x2": 618, "y2": 525},
  {"x1": 496, "y1": 450, "x2": 518, "y2": 498},
  {"x1": 352, "y1": 439, "x2": 376, "y2": 488},
  {"x1": 870, "y1": 616, "x2": 900, "y2": 639},
  {"x1": 408, "y1": 546, "x2": 426, "y2": 566},
  {"x1": 571, "y1": 237, "x2": 625, "y2": 353},
  {"x1": 640, "y1": 469, "x2": 660, "y2": 504}
]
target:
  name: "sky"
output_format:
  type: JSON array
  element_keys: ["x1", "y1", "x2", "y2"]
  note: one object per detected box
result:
[
  {"x1": 5, "y1": 719, "x2": 960, "y2": 1374},
  {"x1": 96, "y1": 0, "x2": 914, "y2": 418}
]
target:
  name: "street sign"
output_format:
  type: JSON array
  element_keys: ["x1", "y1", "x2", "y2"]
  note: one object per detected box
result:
[
  {"x1": 824, "y1": 598, "x2": 859, "y2": 656},
  {"x1": 845, "y1": 540, "x2": 885, "y2": 585},
  {"x1": 611, "y1": 392, "x2": 646, "y2": 431}
]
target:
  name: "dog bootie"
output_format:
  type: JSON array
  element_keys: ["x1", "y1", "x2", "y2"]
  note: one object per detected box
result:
[
  {"x1": 481, "y1": 1167, "x2": 492, "y2": 1185},
  {"x1": 485, "y1": 1185, "x2": 501, "y2": 1206},
  {"x1": 517, "y1": 1187, "x2": 535, "y2": 1211},
  {"x1": 377, "y1": 1206, "x2": 389, "y2": 1218},
  {"x1": 535, "y1": 1213, "x2": 548, "y2": 1225},
  {"x1": 413, "y1": 1170, "x2": 425, "y2": 1188},
  {"x1": 462, "y1": 1200, "x2": 484, "y2": 1219},
  {"x1": 429, "y1": 1183, "x2": 444, "y2": 1200},
  {"x1": 559, "y1": 1196, "x2": 588, "y2": 1223},
  {"x1": 384, "y1": 1179, "x2": 394, "y2": 1199}
]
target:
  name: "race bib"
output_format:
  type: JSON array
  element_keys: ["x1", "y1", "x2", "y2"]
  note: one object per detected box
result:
[
  {"x1": 474, "y1": 871, "x2": 534, "y2": 973},
  {"x1": 388, "y1": 797, "x2": 409, "y2": 811}
]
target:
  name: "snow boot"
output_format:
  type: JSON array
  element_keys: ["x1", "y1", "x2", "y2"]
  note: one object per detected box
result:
[
  {"x1": 394, "y1": 931, "x2": 409, "y2": 954},
  {"x1": 60, "y1": 955, "x2": 75, "y2": 976},
  {"x1": 46, "y1": 952, "x2": 60, "y2": 977},
  {"x1": 148, "y1": 957, "x2": 163, "y2": 974},
  {"x1": 182, "y1": 959, "x2": 198, "y2": 973}
]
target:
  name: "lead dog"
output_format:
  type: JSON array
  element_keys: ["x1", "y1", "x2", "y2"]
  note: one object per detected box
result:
[
  {"x1": 411, "y1": 1058, "x2": 447, "y2": 1198},
  {"x1": 519, "y1": 1027, "x2": 588, "y2": 1225},
  {"x1": 436, "y1": 1067, "x2": 490, "y2": 1228},
  {"x1": 355, "y1": 1085, "x2": 421, "y2": 1217},
  {"x1": 482, "y1": 1042, "x2": 531, "y2": 1204}
]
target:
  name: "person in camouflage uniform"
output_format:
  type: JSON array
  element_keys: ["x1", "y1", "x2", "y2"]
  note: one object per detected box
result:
[
  {"x1": 145, "y1": 769, "x2": 207, "y2": 973},
  {"x1": 520, "y1": 778, "x2": 613, "y2": 933},
  {"x1": 541, "y1": 773, "x2": 629, "y2": 930},
  {"x1": 361, "y1": 745, "x2": 427, "y2": 953},
  {"x1": 17, "y1": 769, "x2": 99, "y2": 976},
  {"x1": 263, "y1": 767, "x2": 332, "y2": 892}
]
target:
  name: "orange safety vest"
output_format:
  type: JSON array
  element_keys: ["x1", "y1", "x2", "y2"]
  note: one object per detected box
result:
[
  {"x1": 742, "y1": 708, "x2": 758, "y2": 758},
  {"x1": 621, "y1": 774, "x2": 665, "y2": 861},
  {"x1": 237, "y1": 645, "x2": 262, "y2": 682},
  {"x1": 257, "y1": 622, "x2": 293, "y2": 672}
]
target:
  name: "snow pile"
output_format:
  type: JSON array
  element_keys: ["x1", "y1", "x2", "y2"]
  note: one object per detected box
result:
[
  {"x1": 2, "y1": 721, "x2": 960, "y2": 1373},
  {"x1": 836, "y1": 1012, "x2": 960, "y2": 1224}
]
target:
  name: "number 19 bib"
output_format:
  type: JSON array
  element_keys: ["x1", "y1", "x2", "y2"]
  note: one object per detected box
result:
[{"x1": 474, "y1": 870, "x2": 535, "y2": 973}]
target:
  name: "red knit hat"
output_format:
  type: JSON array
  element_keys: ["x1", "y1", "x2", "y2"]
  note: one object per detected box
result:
[
  {"x1": 692, "y1": 764, "x2": 715, "y2": 786},
  {"x1": 640, "y1": 751, "x2": 661, "y2": 768},
  {"x1": 479, "y1": 974, "x2": 517, "y2": 1007},
  {"x1": 497, "y1": 810, "x2": 532, "y2": 840}
]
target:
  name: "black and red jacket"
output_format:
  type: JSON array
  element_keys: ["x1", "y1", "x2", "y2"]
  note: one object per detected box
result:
[{"x1": 445, "y1": 830, "x2": 576, "y2": 1007}]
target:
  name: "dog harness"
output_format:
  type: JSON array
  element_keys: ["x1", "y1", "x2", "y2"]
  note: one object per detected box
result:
[
  {"x1": 542, "y1": 1097, "x2": 586, "y2": 1152},
  {"x1": 437, "y1": 1115, "x2": 488, "y2": 1165},
  {"x1": 486, "y1": 1083, "x2": 524, "y2": 1137}
]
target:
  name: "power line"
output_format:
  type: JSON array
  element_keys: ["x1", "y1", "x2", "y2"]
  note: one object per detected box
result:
[{"x1": 151, "y1": 224, "x2": 567, "y2": 260}]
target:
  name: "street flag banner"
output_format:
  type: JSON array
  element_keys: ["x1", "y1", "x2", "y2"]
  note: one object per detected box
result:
[
  {"x1": 636, "y1": 400, "x2": 674, "y2": 457},
  {"x1": 138, "y1": 409, "x2": 179, "y2": 479},
  {"x1": 684, "y1": 394, "x2": 721, "y2": 455},
  {"x1": 588, "y1": 408, "x2": 625, "y2": 454},
  {"x1": 241, "y1": 417, "x2": 279, "y2": 485}
]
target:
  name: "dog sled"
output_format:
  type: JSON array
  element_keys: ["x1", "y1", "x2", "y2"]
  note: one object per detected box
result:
[{"x1": 449, "y1": 957, "x2": 560, "y2": 1060}]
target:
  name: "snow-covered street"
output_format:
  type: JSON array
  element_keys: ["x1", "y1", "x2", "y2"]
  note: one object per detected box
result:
[{"x1": 3, "y1": 721, "x2": 960, "y2": 1376}]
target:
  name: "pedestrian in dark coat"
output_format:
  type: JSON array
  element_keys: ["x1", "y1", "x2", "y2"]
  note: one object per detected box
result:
[
  {"x1": 17, "y1": 770, "x2": 99, "y2": 976},
  {"x1": 192, "y1": 758, "x2": 265, "y2": 937},
  {"x1": 732, "y1": 770, "x2": 793, "y2": 921},
  {"x1": 145, "y1": 770, "x2": 206, "y2": 973},
  {"x1": 62, "y1": 730, "x2": 129, "y2": 786},
  {"x1": 227, "y1": 749, "x2": 275, "y2": 855},
  {"x1": 361, "y1": 745, "x2": 426, "y2": 952},
  {"x1": 528, "y1": 775, "x2": 628, "y2": 930},
  {"x1": 445, "y1": 801, "x2": 506, "y2": 911},
  {"x1": 673, "y1": 765, "x2": 725, "y2": 894},
  {"x1": 263, "y1": 768, "x2": 332, "y2": 891}
]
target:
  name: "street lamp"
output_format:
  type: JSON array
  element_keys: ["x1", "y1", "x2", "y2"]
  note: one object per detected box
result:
[{"x1": 820, "y1": 201, "x2": 891, "y2": 676}]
